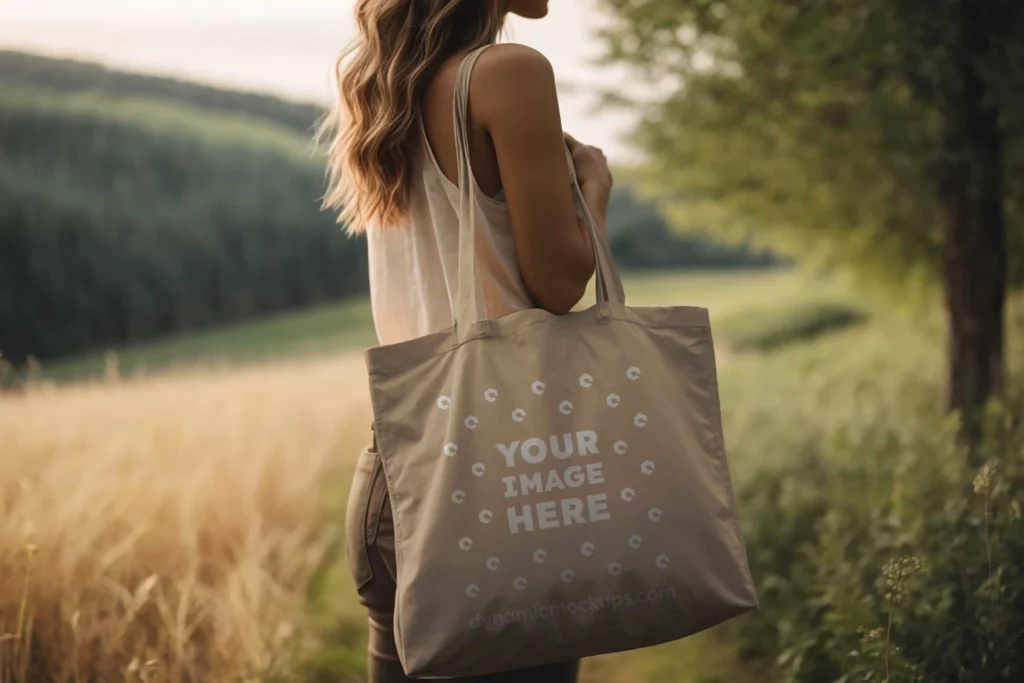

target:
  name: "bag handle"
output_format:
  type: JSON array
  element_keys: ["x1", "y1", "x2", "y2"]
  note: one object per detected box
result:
[
  {"x1": 562, "y1": 145, "x2": 626, "y2": 310},
  {"x1": 452, "y1": 45, "x2": 624, "y2": 343}
]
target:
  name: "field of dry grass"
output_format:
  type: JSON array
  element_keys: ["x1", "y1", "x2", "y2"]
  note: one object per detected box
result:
[
  {"x1": 2, "y1": 350, "x2": 759, "y2": 683},
  {"x1": 0, "y1": 354, "x2": 373, "y2": 683},
  {"x1": 1, "y1": 271, "x2": 840, "y2": 683}
]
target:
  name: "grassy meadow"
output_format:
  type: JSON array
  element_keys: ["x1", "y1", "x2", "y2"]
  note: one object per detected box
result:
[
  {"x1": 4, "y1": 20, "x2": 1023, "y2": 678},
  {"x1": 39, "y1": 268, "x2": 817, "y2": 382},
  {"x1": 1, "y1": 268, "x2": 902, "y2": 683}
]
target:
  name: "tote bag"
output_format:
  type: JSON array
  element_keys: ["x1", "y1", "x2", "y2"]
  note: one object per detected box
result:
[{"x1": 365, "y1": 46, "x2": 758, "y2": 678}]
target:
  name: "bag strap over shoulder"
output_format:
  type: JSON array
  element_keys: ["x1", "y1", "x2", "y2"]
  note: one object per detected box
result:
[
  {"x1": 452, "y1": 45, "x2": 490, "y2": 336},
  {"x1": 452, "y1": 44, "x2": 625, "y2": 343}
]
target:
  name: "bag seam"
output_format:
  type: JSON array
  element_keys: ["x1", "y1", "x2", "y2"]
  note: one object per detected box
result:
[
  {"x1": 368, "y1": 405, "x2": 410, "y2": 666},
  {"x1": 703, "y1": 328, "x2": 760, "y2": 605},
  {"x1": 368, "y1": 313, "x2": 711, "y2": 375}
]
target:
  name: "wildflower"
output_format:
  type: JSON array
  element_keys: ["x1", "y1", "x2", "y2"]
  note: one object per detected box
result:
[
  {"x1": 973, "y1": 460, "x2": 997, "y2": 495},
  {"x1": 882, "y1": 555, "x2": 922, "y2": 605},
  {"x1": 973, "y1": 461, "x2": 998, "y2": 590},
  {"x1": 862, "y1": 627, "x2": 884, "y2": 642}
]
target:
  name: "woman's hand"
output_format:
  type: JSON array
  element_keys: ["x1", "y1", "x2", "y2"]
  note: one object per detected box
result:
[
  {"x1": 564, "y1": 133, "x2": 613, "y2": 197},
  {"x1": 564, "y1": 133, "x2": 611, "y2": 236}
]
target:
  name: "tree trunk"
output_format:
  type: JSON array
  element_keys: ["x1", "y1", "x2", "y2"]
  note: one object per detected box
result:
[{"x1": 941, "y1": 0, "x2": 1007, "y2": 459}]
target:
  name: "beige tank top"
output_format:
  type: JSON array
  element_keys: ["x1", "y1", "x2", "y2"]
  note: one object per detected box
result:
[{"x1": 366, "y1": 47, "x2": 533, "y2": 346}]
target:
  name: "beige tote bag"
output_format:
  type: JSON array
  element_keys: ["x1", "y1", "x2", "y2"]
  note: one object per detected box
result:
[{"x1": 365, "y1": 46, "x2": 758, "y2": 678}]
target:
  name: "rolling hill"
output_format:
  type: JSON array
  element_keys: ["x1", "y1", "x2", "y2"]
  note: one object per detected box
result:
[{"x1": 0, "y1": 50, "x2": 774, "y2": 368}]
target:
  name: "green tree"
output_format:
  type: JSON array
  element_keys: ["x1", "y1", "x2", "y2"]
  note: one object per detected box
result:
[
  {"x1": 606, "y1": 186, "x2": 780, "y2": 269},
  {"x1": 598, "y1": 0, "x2": 1024, "y2": 450},
  {"x1": 0, "y1": 86, "x2": 367, "y2": 364}
]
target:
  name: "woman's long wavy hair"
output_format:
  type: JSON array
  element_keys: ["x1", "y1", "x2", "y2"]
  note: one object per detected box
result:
[{"x1": 319, "y1": 0, "x2": 505, "y2": 233}]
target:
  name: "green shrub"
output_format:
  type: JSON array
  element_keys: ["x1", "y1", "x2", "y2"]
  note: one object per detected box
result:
[
  {"x1": 606, "y1": 186, "x2": 780, "y2": 270},
  {"x1": 737, "y1": 384, "x2": 1024, "y2": 682},
  {"x1": 718, "y1": 299, "x2": 868, "y2": 352}
]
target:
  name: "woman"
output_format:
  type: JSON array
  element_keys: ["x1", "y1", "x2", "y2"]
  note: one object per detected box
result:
[{"x1": 321, "y1": 1, "x2": 613, "y2": 680}]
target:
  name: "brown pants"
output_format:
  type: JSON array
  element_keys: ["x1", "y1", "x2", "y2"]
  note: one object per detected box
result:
[{"x1": 346, "y1": 436, "x2": 581, "y2": 682}]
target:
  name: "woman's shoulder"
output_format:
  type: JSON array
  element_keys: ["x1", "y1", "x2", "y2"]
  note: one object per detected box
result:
[
  {"x1": 475, "y1": 42, "x2": 554, "y2": 84},
  {"x1": 478, "y1": 42, "x2": 551, "y2": 68},
  {"x1": 471, "y1": 43, "x2": 558, "y2": 120}
]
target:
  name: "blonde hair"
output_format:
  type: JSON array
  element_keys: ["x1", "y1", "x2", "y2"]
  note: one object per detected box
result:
[{"x1": 319, "y1": 0, "x2": 505, "y2": 233}]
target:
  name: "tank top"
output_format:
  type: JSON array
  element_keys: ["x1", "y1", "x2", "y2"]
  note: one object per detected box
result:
[{"x1": 366, "y1": 46, "x2": 533, "y2": 346}]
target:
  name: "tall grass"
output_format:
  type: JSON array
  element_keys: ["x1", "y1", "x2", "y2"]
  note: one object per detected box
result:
[
  {"x1": 0, "y1": 357, "x2": 370, "y2": 682},
  {"x1": 2, "y1": 271, "x2": 953, "y2": 682}
]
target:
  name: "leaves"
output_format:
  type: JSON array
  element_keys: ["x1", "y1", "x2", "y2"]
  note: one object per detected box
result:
[
  {"x1": 596, "y1": 0, "x2": 1024, "y2": 293},
  {"x1": 731, "y1": 388, "x2": 1024, "y2": 682}
]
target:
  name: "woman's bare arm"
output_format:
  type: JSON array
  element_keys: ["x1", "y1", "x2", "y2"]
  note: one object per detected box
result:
[{"x1": 473, "y1": 44, "x2": 610, "y2": 315}]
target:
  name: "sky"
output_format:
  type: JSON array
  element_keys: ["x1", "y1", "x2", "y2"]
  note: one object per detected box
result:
[{"x1": 0, "y1": 0, "x2": 641, "y2": 161}]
